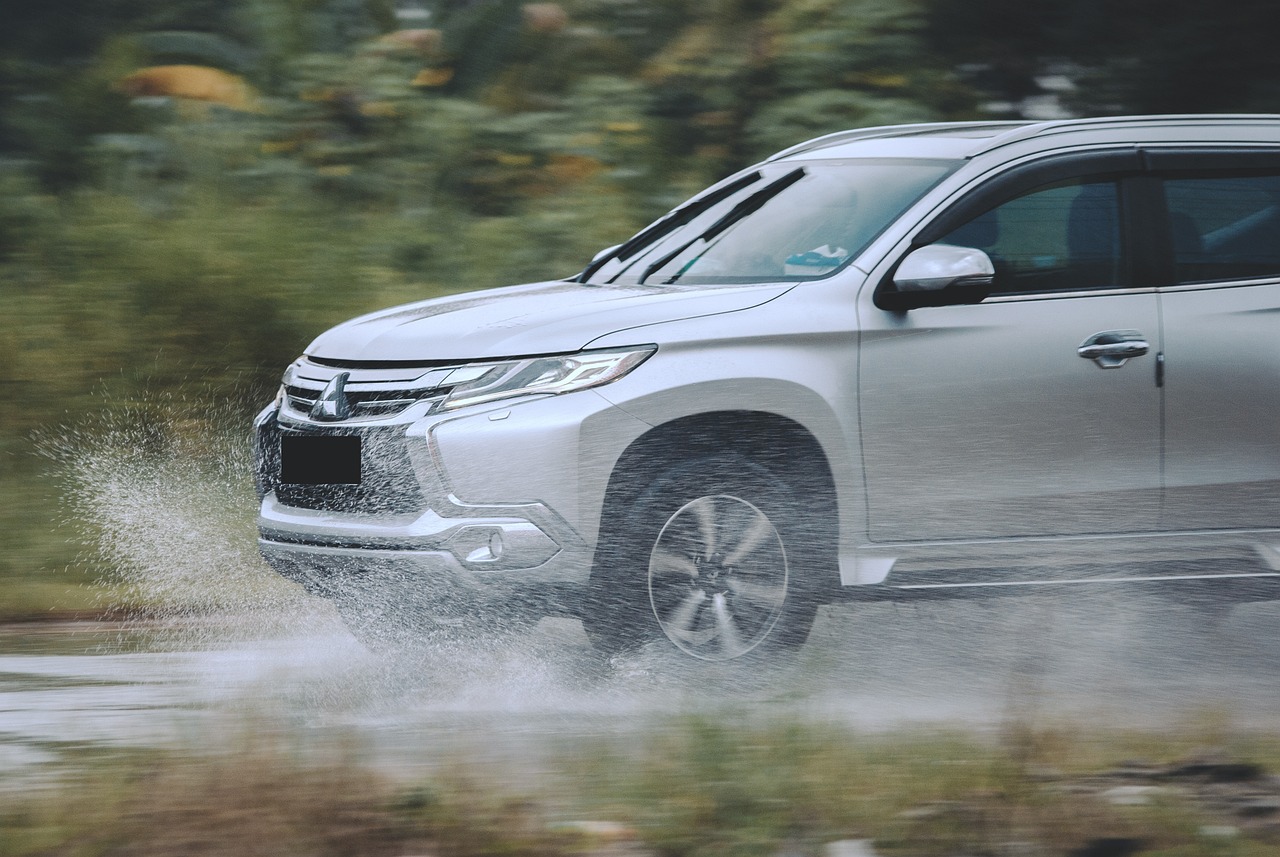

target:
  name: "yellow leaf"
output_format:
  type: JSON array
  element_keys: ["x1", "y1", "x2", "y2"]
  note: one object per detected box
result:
[
  {"x1": 495, "y1": 153, "x2": 535, "y2": 167},
  {"x1": 359, "y1": 101, "x2": 398, "y2": 118},
  {"x1": 412, "y1": 68, "x2": 455, "y2": 87},
  {"x1": 376, "y1": 28, "x2": 443, "y2": 54},
  {"x1": 116, "y1": 65, "x2": 259, "y2": 112}
]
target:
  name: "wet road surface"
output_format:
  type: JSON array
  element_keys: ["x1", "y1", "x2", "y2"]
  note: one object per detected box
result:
[{"x1": 5, "y1": 593, "x2": 1280, "y2": 788}]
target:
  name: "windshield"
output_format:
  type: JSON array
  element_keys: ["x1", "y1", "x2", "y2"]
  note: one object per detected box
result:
[{"x1": 585, "y1": 158, "x2": 959, "y2": 287}]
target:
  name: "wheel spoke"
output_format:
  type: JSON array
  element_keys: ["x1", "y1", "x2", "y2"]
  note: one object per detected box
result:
[
  {"x1": 722, "y1": 508, "x2": 777, "y2": 567},
  {"x1": 690, "y1": 498, "x2": 719, "y2": 556},
  {"x1": 711, "y1": 592, "x2": 748, "y2": 658},
  {"x1": 727, "y1": 577, "x2": 786, "y2": 609},
  {"x1": 650, "y1": 547, "x2": 699, "y2": 578},
  {"x1": 662, "y1": 590, "x2": 708, "y2": 642}
]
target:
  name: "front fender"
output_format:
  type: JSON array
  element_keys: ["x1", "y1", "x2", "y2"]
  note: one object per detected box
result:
[{"x1": 595, "y1": 363, "x2": 865, "y2": 577}]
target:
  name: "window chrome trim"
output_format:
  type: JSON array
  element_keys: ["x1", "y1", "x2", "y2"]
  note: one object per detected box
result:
[
  {"x1": 1158, "y1": 276, "x2": 1280, "y2": 293},
  {"x1": 982, "y1": 286, "x2": 1158, "y2": 303}
]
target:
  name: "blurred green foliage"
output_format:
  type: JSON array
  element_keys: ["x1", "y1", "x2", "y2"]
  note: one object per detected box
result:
[{"x1": 2, "y1": 0, "x2": 1277, "y2": 606}]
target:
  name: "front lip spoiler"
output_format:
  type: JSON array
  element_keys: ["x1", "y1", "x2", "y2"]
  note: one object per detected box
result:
[{"x1": 256, "y1": 538, "x2": 588, "y2": 616}]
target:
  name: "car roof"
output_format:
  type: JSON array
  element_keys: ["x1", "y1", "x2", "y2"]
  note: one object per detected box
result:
[{"x1": 769, "y1": 115, "x2": 1280, "y2": 164}]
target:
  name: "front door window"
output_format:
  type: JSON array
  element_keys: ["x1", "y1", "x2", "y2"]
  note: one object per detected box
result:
[{"x1": 938, "y1": 179, "x2": 1126, "y2": 295}]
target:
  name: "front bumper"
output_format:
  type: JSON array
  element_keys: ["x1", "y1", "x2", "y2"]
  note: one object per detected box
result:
[
  {"x1": 253, "y1": 384, "x2": 653, "y2": 605},
  {"x1": 258, "y1": 491, "x2": 578, "y2": 580}
]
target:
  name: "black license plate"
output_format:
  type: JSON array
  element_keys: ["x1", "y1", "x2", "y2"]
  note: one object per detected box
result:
[{"x1": 280, "y1": 435, "x2": 361, "y2": 485}]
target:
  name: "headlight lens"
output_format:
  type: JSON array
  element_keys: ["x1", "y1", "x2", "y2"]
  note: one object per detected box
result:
[{"x1": 440, "y1": 345, "x2": 656, "y2": 411}]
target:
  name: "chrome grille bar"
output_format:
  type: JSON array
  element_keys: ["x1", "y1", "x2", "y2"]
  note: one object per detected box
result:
[{"x1": 282, "y1": 359, "x2": 457, "y2": 419}]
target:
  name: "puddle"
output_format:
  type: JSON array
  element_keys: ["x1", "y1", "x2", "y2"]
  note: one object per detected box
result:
[{"x1": 3, "y1": 594, "x2": 1280, "y2": 790}]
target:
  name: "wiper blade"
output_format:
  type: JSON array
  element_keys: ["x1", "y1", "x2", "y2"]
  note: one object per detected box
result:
[
  {"x1": 638, "y1": 167, "x2": 807, "y2": 285},
  {"x1": 577, "y1": 171, "x2": 762, "y2": 283}
]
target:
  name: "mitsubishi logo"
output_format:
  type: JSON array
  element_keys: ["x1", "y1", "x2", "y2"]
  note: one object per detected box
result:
[{"x1": 311, "y1": 372, "x2": 352, "y2": 420}]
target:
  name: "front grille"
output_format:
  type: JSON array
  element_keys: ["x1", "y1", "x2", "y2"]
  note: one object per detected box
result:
[
  {"x1": 284, "y1": 384, "x2": 443, "y2": 418},
  {"x1": 281, "y1": 358, "x2": 456, "y2": 420},
  {"x1": 258, "y1": 419, "x2": 425, "y2": 515},
  {"x1": 255, "y1": 358, "x2": 452, "y2": 513}
]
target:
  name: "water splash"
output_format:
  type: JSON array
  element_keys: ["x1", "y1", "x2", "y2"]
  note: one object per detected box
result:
[
  {"x1": 35, "y1": 393, "x2": 798, "y2": 717},
  {"x1": 30, "y1": 391, "x2": 1280, "y2": 757},
  {"x1": 40, "y1": 392, "x2": 315, "y2": 632}
]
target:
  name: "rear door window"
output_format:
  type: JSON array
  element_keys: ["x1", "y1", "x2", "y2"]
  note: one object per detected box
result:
[{"x1": 1163, "y1": 173, "x2": 1280, "y2": 284}]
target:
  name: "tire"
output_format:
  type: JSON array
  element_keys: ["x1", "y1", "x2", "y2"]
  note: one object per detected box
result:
[{"x1": 583, "y1": 455, "x2": 821, "y2": 661}]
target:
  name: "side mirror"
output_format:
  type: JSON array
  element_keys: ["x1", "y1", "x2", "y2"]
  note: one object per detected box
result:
[{"x1": 877, "y1": 245, "x2": 995, "y2": 310}]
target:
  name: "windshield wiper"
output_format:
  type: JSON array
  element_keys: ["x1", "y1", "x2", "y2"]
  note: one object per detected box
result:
[
  {"x1": 637, "y1": 167, "x2": 807, "y2": 285},
  {"x1": 576, "y1": 172, "x2": 762, "y2": 284}
]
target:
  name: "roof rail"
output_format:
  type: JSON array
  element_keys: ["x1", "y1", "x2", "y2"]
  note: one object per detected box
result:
[
  {"x1": 770, "y1": 114, "x2": 1280, "y2": 163},
  {"x1": 970, "y1": 113, "x2": 1280, "y2": 155},
  {"x1": 766, "y1": 121, "x2": 1029, "y2": 161}
]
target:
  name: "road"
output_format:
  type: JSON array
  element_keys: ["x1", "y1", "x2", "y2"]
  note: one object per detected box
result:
[{"x1": 5, "y1": 593, "x2": 1280, "y2": 788}]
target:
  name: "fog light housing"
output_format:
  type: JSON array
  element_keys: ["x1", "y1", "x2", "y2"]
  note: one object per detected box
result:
[{"x1": 447, "y1": 522, "x2": 558, "y2": 569}]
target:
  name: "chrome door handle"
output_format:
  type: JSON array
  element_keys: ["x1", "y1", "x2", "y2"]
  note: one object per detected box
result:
[{"x1": 1077, "y1": 330, "x2": 1149, "y2": 368}]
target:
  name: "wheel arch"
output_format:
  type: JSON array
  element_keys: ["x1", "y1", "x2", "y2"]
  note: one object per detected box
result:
[{"x1": 591, "y1": 409, "x2": 843, "y2": 599}]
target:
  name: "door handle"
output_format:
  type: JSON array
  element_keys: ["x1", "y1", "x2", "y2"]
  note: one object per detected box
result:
[{"x1": 1077, "y1": 330, "x2": 1149, "y2": 368}]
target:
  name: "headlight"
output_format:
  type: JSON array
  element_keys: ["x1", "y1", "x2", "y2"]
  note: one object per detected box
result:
[{"x1": 439, "y1": 345, "x2": 656, "y2": 411}]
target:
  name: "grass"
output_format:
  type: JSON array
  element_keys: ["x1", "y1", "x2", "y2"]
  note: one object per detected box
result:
[
  {"x1": 4, "y1": 719, "x2": 1280, "y2": 857},
  {"x1": 0, "y1": 462, "x2": 106, "y2": 621},
  {"x1": 0, "y1": 577, "x2": 112, "y2": 621}
]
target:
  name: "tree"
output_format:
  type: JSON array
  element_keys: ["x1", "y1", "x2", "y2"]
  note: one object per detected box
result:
[{"x1": 922, "y1": 0, "x2": 1280, "y2": 116}]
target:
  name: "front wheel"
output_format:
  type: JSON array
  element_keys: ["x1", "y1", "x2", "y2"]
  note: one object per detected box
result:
[{"x1": 585, "y1": 457, "x2": 821, "y2": 661}]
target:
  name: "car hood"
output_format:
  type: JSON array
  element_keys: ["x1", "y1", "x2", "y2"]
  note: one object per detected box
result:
[{"x1": 305, "y1": 280, "x2": 791, "y2": 362}]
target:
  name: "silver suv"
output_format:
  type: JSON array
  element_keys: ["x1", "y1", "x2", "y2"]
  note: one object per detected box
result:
[{"x1": 254, "y1": 115, "x2": 1280, "y2": 661}]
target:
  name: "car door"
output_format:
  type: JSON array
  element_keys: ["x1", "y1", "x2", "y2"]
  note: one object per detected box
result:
[
  {"x1": 859, "y1": 153, "x2": 1163, "y2": 542},
  {"x1": 1149, "y1": 149, "x2": 1280, "y2": 531}
]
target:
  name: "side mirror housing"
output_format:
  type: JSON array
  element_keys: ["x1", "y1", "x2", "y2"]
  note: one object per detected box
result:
[{"x1": 877, "y1": 244, "x2": 995, "y2": 311}]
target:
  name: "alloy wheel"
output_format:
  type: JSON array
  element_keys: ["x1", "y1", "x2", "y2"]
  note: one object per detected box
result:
[{"x1": 647, "y1": 494, "x2": 789, "y2": 660}]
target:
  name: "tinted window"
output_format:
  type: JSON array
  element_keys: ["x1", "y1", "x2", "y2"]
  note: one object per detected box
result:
[
  {"x1": 937, "y1": 179, "x2": 1125, "y2": 295},
  {"x1": 1164, "y1": 174, "x2": 1280, "y2": 284}
]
